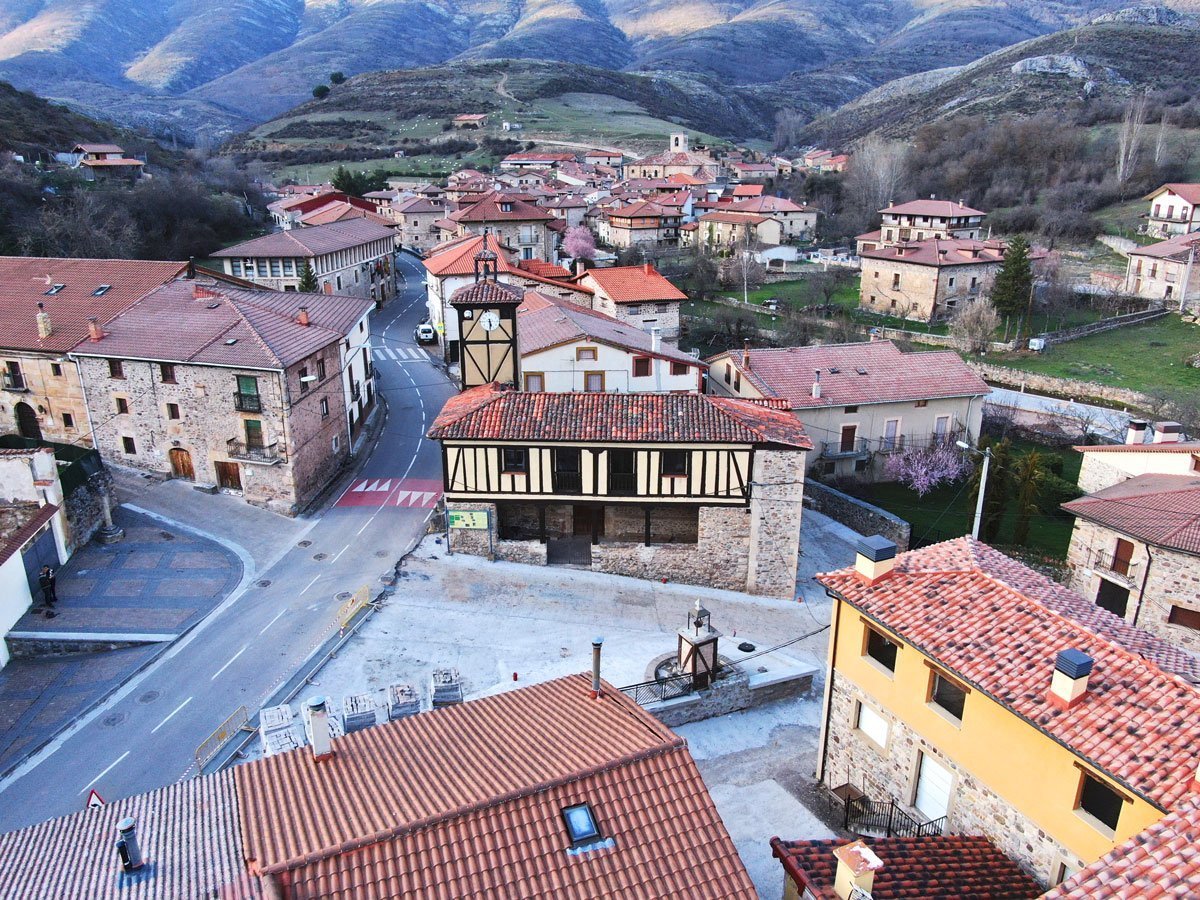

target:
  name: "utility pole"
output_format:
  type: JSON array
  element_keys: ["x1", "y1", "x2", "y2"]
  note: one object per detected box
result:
[{"x1": 958, "y1": 441, "x2": 992, "y2": 541}]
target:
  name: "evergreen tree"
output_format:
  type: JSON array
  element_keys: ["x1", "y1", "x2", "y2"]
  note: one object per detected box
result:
[
  {"x1": 298, "y1": 260, "x2": 318, "y2": 293},
  {"x1": 312, "y1": 84, "x2": 330, "y2": 100},
  {"x1": 329, "y1": 71, "x2": 346, "y2": 84},
  {"x1": 989, "y1": 235, "x2": 1033, "y2": 319}
]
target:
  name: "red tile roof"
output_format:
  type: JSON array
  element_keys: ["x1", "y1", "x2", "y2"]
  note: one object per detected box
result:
[
  {"x1": 210, "y1": 219, "x2": 395, "y2": 259},
  {"x1": 1127, "y1": 231, "x2": 1200, "y2": 261},
  {"x1": 80, "y1": 158, "x2": 144, "y2": 168},
  {"x1": 582, "y1": 265, "x2": 688, "y2": 304},
  {"x1": 429, "y1": 382, "x2": 812, "y2": 448},
  {"x1": 0, "y1": 257, "x2": 186, "y2": 353},
  {"x1": 234, "y1": 675, "x2": 755, "y2": 898},
  {"x1": 73, "y1": 143, "x2": 124, "y2": 154},
  {"x1": 422, "y1": 233, "x2": 516, "y2": 277},
  {"x1": 502, "y1": 152, "x2": 576, "y2": 163},
  {"x1": 860, "y1": 237, "x2": 1043, "y2": 268},
  {"x1": 700, "y1": 211, "x2": 768, "y2": 225},
  {"x1": 1075, "y1": 441, "x2": 1200, "y2": 454},
  {"x1": 450, "y1": 191, "x2": 553, "y2": 223},
  {"x1": 729, "y1": 196, "x2": 812, "y2": 214},
  {"x1": 0, "y1": 502, "x2": 58, "y2": 567},
  {"x1": 299, "y1": 201, "x2": 392, "y2": 227},
  {"x1": 731, "y1": 184, "x2": 764, "y2": 197},
  {"x1": 1044, "y1": 795, "x2": 1200, "y2": 898},
  {"x1": 817, "y1": 537, "x2": 1200, "y2": 810},
  {"x1": 1146, "y1": 183, "x2": 1200, "y2": 205},
  {"x1": 1062, "y1": 474, "x2": 1200, "y2": 556},
  {"x1": 771, "y1": 835, "x2": 1040, "y2": 899},
  {"x1": 881, "y1": 199, "x2": 986, "y2": 217},
  {"x1": 710, "y1": 340, "x2": 989, "y2": 409},
  {"x1": 517, "y1": 259, "x2": 573, "y2": 279},
  {"x1": 632, "y1": 150, "x2": 717, "y2": 169},
  {"x1": 449, "y1": 280, "x2": 525, "y2": 307}
]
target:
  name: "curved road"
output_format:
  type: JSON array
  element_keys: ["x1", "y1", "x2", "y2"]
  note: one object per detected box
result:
[{"x1": 0, "y1": 252, "x2": 455, "y2": 831}]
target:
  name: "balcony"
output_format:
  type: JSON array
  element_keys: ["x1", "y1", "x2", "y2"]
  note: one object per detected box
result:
[
  {"x1": 820, "y1": 437, "x2": 871, "y2": 460},
  {"x1": 2, "y1": 370, "x2": 27, "y2": 392},
  {"x1": 608, "y1": 472, "x2": 637, "y2": 496},
  {"x1": 1089, "y1": 548, "x2": 1140, "y2": 584},
  {"x1": 878, "y1": 427, "x2": 965, "y2": 455},
  {"x1": 552, "y1": 472, "x2": 582, "y2": 493},
  {"x1": 828, "y1": 783, "x2": 947, "y2": 839},
  {"x1": 233, "y1": 391, "x2": 262, "y2": 412},
  {"x1": 226, "y1": 438, "x2": 281, "y2": 465}
]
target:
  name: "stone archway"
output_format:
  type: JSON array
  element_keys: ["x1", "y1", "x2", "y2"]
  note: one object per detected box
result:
[{"x1": 14, "y1": 402, "x2": 41, "y2": 440}]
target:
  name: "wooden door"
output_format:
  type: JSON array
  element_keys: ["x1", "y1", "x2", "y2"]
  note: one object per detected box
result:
[
  {"x1": 572, "y1": 506, "x2": 603, "y2": 542},
  {"x1": 840, "y1": 424, "x2": 857, "y2": 453},
  {"x1": 215, "y1": 461, "x2": 242, "y2": 490},
  {"x1": 1113, "y1": 538, "x2": 1134, "y2": 576},
  {"x1": 14, "y1": 402, "x2": 40, "y2": 441},
  {"x1": 169, "y1": 448, "x2": 194, "y2": 480}
]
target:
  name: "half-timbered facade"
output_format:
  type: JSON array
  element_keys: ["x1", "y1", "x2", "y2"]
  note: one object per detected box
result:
[
  {"x1": 427, "y1": 384, "x2": 811, "y2": 597},
  {"x1": 450, "y1": 253, "x2": 522, "y2": 389}
]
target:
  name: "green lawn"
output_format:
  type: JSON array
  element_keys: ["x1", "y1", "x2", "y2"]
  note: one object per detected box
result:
[{"x1": 985, "y1": 315, "x2": 1200, "y2": 394}]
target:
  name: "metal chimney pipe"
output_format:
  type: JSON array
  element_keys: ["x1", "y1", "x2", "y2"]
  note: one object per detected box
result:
[
  {"x1": 116, "y1": 816, "x2": 144, "y2": 872},
  {"x1": 307, "y1": 696, "x2": 333, "y2": 760},
  {"x1": 591, "y1": 637, "x2": 604, "y2": 699}
]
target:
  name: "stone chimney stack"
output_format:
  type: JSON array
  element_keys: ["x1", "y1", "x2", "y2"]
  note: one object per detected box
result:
[
  {"x1": 1048, "y1": 649, "x2": 1094, "y2": 710},
  {"x1": 854, "y1": 535, "x2": 897, "y2": 585},
  {"x1": 307, "y1": 696, "x2": 334, "y2": 761},
  {"x1": 36, "y1": 302, "x2": 52, "y2": 339},
  {"x1": 811, "y1": 370, "x2": 821, "y2": 399},
  {"x1": 1125, "y1": 420, "x2": 1148, "y2": 445},
  {"x1": 832, "y1": 840, "x2": 883, "y2": 900},
  {"x1": 297, "y1": 306, "x2": 310, "y2": 327},
  {"x1": 86, "y1": 317, "x2": 103, "y2": 342}
]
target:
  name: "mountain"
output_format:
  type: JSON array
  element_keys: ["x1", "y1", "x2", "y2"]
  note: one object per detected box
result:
[{"x1": 0, "y1": 1, "x2": 1191, "y2": 142}]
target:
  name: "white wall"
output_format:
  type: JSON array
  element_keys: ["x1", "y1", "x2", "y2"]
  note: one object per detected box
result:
[
  {"x1": 340, "y1": 308, "x2": 375, "y2": 434},
  {"x1": 522, "y1": 340, "x2": 702, "y2": 393},
  {"x1": 0, "y1": 552, "x2": 33, "y2": 668}
]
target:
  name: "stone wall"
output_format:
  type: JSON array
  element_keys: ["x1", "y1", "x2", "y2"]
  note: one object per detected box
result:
[
  {"x1": 65, "y1": 469, "x2": 113, "y2": 551},
  {"x1": 747, "y1": 447, "x2": 806, "y2": 597},
  {"x1": 823, "y1": 674, "x2": 1073, "y2": 889},
  {"x1": 803, "y1": 481, "x2": 910, "y2": 551},
  {"x1": 968, "y1": 361, "x2": 1155, "y2": 410}
]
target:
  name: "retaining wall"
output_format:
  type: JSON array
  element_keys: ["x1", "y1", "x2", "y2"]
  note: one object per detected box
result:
[{"x1": 803, "y1": 481, "x2": 911, "y2": 551}]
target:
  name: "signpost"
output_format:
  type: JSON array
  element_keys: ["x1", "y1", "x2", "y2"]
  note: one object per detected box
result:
[
  {"x1": 448, "y1": 510, "x2": 489, "y2": 530},
  {"x1": 86, "y1": 789, "x2": 105, "y2": 809}
]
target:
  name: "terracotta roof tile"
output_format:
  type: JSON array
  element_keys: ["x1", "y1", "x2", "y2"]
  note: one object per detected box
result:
[
  {"x1": 700, "y1": 211, "x2": 769, "y2": 225},
  {"x1": 1146, "y1": 183, "x2": 1200, "y2": 205},
  {"x1": 1062, "y1": 474, "x2": 1200, "y2": 555},
  {"x1": 450, "y1": 191, "x2": 553, "y2": 223},
  {"x1": 428, "y1": 383, "x2": 811, "y2": 448},
  {"x1": 817, "y1": 537, "x2": 1200, "y2": 810},
  {"x1": 771, "y1": 835, "x2": 1040, "y2": 899},
  {"x1": 860, "y1": 237, "x2": 1045, "y2": 268},
  {"x1": 1075, "y1": 441, "x2": 1200, "y2": 454},
  {"x1": 711, "y1": 341, "x2": 989, "y2": 409},
  {"x1": 730, "y1": 196, "x2": 812, "y2": 214},
  {"x1": 449, "y1": 280, "x2": 525, "y2": 307},
  {"x1": 423, "y1": 234, "x2": 517, "y2": 277},
  {"x1": 210, "y1": 219, "x2": 395, "y2": 259},
  {"x1": 1128, "y1": 232, "x2": 1200, "y2": 261},
  {"x1": 517, "y1": 259, "x2": 573, "y2": 279},
  {"x1": 608, "y1": 200, "x2": 675, "y2": 220},
  {"x1": 582, "y1": 266, "x2": 687, "y2": 304},
  {"x1": 1044, "y1": 796, "x2": 1200, "y2": 898},
  {"x1": 881, "y1": 199, "x2": 986, "y2": 217}
]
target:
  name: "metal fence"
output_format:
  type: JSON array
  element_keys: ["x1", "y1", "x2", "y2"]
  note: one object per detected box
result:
[
  {"x1": 194, "y1": 705, "x2": 250, "y2": 772},
  {"x1": 839, "y1": 790, "x2": 947, "y2": 839},
  {"x1": 619, "y1": 672, "x2": 696, "y2": 706}
]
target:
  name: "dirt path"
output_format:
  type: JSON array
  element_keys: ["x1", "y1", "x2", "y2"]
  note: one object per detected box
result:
[{"x1": 495, "y1": 72, "x2": 518, "y2": 103}]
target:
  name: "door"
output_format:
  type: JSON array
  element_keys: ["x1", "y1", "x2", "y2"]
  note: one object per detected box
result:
[
  {"x1": 572, "y1": 506, "x2": 603, "y2": 541},
  {"x1": 1112, "y1": 538, "x2": 1134, "y2": 577},
  {"x1": 14, "y1": 402, "x2": 41, "y2": 441},
  {"x1": 934, "y1": 416, "x2": 950, "y2": 444},
  {"x1": 21, "y1": 523, "x2": 61, "y2": 603},
  {"x1": 914, "y1": 752, "x2": 953, "y2": 821},
  {"x1": 1096, "y1": 579, "x2": 1130, "y2": 618},
  {"x1": 244, "y1": 419, "x2": 264, "y2": 450},
  {"x1": 215, "y1": 461, "x2": 242, "y2": 491},
  {"x1": 169, "y1": 448, "x2": 194, "y2": 480},
  {"x1": 840, "y1": 424, "x2": 857, "y2": 453},
  {"x1": 883, "y1": 419, "x2": 900, "y2": 452}
]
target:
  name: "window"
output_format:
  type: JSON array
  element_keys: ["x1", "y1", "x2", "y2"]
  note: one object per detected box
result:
[
  {"x1": 915, "y1": 399, "x2": 928, "y2": 408},
  {"x1": 627, "y1": 305, "x2": 641, "y2": 315},
  {"x1": 733, "y1": 370, "x2": 741, "y2": 391},
  {"x1": 320, "y1": 398, "x2": 329, "y2": 418},
  {"x1": 299, "y1": 366, "x2": 310, "y2": 394},
  {"x1": 584, "y1": 372, "x2": 604, "y2": 392},
  {"x1": 724, "y1": 363, "x2": 731, "y2": 385},
  {"x1": 891, "y1": 273, "x2": 900, "y2": 289},
  {"x1": 553, "y1": 448, "x2": 582, "y2": 492},
  {"x1": 632, "y1": 357, "x2": 652, "y2": 378},
  {"x1": 524, "y1": 372, "x2": 545, "y2": 392},
  {"x1": 62, "y1": 412, "x2": 74, "y2": 429},
  {"x1": 491, "y1": 444, "x2": 529, "y2": 476},
  {"x1": 1077, "y1": 773, "x2": 1124, "y2": 833},
  {"x1": 244, "y1": 419, "x2": 264, "y2": 449},
  {"x1": 109, "y1": 359, "x2": 124, "y2": 379},
  {"x1": 317, "y1": 359, "x2": 327, "y2": 380},
  {"x1": 576, "y1": 347, "x2": 598, "y2": 361},
  {"x1": 929, "y1": 669, "x2": 967, "y2": 721},
  {"x1": 122, "y1": 436, "x2": 136, "y2": 454},
  {"x1": 336, "y1": 275, "x2": 342, "y2": 290},
  {"x1": 970, "y1": 276, "x2": 978, "y2": 289},
  {"x1": 231, "y1": 260, "x2": 243, "y2": 277},
  {"x1": 562, "y1": 803, "x2": 601, "y2": 847},
  {"x1": 670, "y1": 362, "x2": 689, "y2": 376},
  {"x1": 844, "y1": 405, "x2": 858, "y2": 413},
  {"x1": 167, "y1": 403, "x2": 180, "y2": 420},
  {"x1": 270, "y1": 259, "x2": 282, "y2": 277},
  {"x1": 50, "y1": 363, "x2": 62, "y2": 377},
  {"x1": 283, "y1": 259, "x2": 295, "y2": 276},
  {"x1": 655, "y1": 302, "x2": 669, "y2": 313},
  {"x1": 1168, "y1": 605, "x2": 1200, "y2": 631},
  {"x1": 661, "y1": 450, "x2": 688, "y2": 478},
  {"x1": 864, "y1": 626, "x2": 898, "y2": 672},
  {"x1": 115, "y1": 397, "x2": 129, "y2": 415},
  {"x1": 948, "y1": 276, "x2": 955, "y2": 287},
  {"x1": 855, "y1": 702, "x2": 888, "y2": 748}
]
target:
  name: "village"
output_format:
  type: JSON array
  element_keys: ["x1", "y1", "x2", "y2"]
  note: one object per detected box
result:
[{"x1": 0, "y1": 121, "x2": 1198, "y2": 900}]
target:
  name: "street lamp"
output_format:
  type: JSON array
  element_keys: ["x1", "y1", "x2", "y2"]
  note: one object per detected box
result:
[{"x1": 957, "y1": 440, "x2": 992, "y2": 541}]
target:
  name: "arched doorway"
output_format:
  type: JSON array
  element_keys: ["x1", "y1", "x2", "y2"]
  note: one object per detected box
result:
[
  {"x1": 14, "y1": 402, "x2": 40, "y2": 440},
  {"x1": 169, "y1": 448, "x2": 195, "y2": 480}
]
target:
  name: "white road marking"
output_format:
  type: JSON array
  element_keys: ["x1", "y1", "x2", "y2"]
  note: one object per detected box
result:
[
  {"x1": 210, "y1": 646, "x2": 247, "y2": 681},
  {"x1": 300, "y1": 575, "x2": 321, "y2": 594},
  {"x1": 373, "y1": 349, "x2": 387, "y2": 360},
  {"x1": 330, "y1": 543, "x2": 350, "y2": 563},
  {"x1": 392, "y1": 490, "x2": 411, "y2": 506},
  {"x1": 257, "y1": 609, "x2": 287, "y2": 636},
  {"x1": 150, "y1": 696, "x2": 193, "y2": 734},
  {"x1": 80, "y1": 751, "x2": 129, "y2": 793},
  {"x1": 352, "y1": 480, "x2": 368, "y2": 492},
  {"x1": 376, "y1": 480, "x2": 391, "y2": 492}
]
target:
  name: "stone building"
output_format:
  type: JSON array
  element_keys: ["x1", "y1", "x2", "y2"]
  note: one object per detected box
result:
[
  {"x1": 0, "y1": 257, "x2": 189, "y2": 445},
  {"x1": 706, "y1": 340, "x2": 988, "y2": 481},
  {"x1": 1062, "y1": 430, "x2": 1200, "y2": 654},
  {"x1": 691, "y1": 211, "x2": 783, "y2": 249},
  {"x1": 1122, "y1": 232, "x2": 1200, "y2": 307},
  {"x1": 856, "y1": 199, "x2": 987, "y2": 255},
  {"x1": 448, "y1": 192, "x2": 556, "y2": 262},
  {"x1": 210, "y1": 219, "x2": 397, "y2": 304},
  {"x1": 576, "y1": 264, "x2": 688, "y2": 339},
  {"x1": 427, "y1": 383, "x2": 810, "y2": 597},
  {"x1": 392, "y1": 196, "x2": 445, "y2": 253},
  {"x1": 726, "y1": 196, "x2": 818, "y2": 241},
  {"x1": 623, "y1": 134, "x2": 719, "y2": 181},
  {"x1": 71, "y1": 279, "x2": 373, "y2": 515},
  {"x1": 602, "y1": 201, "x2": 681, "y2": 250},
  {"x1": 816, "y1": 535, "x2": 1200, "y2": 891}
]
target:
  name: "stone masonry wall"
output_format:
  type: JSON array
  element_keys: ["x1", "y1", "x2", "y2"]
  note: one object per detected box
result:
[
  {"x1": 747, "y1": 447, "x2": 806, "y2": 598},
  {"x1": 804, "y1": 481, "x2": 911, "y2": 551},
  {"x1": 823, "y1": 674, "x2": 1074, "y2": 889},
  {"x1": 968, "y1": 361, "x2": 1155, "y2": 410}
]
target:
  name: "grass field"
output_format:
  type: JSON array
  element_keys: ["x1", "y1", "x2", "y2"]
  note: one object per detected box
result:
[{"x1": 985, "y1": 315, "x2": 1200, "y2": 394}]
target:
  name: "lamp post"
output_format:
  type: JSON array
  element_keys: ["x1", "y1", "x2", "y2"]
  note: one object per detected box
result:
[{"x1": 957, "y1": 440, "x2": 992, "y2": 541}]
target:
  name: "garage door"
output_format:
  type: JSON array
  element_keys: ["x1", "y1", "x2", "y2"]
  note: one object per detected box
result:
[{"x1": 915, "y1": 752, "x2": 953, "y2": 820}]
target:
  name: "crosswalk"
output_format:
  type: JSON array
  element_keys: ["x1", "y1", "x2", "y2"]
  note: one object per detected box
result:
[
  {"x1": 373, "y1": 346, "x2": 434, "y2": 363},
  {"x1": 334, "y1": 477, "x2": 443, "y2": 509}
]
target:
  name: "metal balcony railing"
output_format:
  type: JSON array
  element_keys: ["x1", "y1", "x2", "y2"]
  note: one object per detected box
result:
[
  {"x1": 2, "y1": 371, "x2": 27, "y2": 391},
  {"x1": 619, "y1": 673, "x2": 696, "y2": 706},
  {"x1": 552, "y1": 472, "x2": 582, "y2": 493},
  {"x1": 227, "y1": 438, "x2": 280, "y2": 463},
  {"x1": 821, "y1": 437, "x2": 871, "y2": 460},
  {"x1": 1090, "y1": 548, "x2": 1139, "y2": 582},
  {"x1": 830, "y1": 784, "x2": 947, "y2": 839},
  {"x1": 608, "y1": 472, "x2": 637, "y2": 495},
  {"x1": 233, "y1": 391, "x2": 262, "y2": 412}
]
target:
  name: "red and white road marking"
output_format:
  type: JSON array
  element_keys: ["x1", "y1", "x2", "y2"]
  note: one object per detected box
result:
[{"x1": 335, "y1": 477, "x2": 442, "y2": 508}]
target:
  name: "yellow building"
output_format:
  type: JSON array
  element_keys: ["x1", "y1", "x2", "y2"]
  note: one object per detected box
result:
[{"x1": 815, "y1": 535, "x2": 1200, "y2": 890}]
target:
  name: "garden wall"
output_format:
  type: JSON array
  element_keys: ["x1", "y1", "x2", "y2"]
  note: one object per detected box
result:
[
  {"x1": 803, "y1": 481, "x2": 911, "y2": 552},
  {"x1": 968, "y1": 361, "x2": 1155, "y2": 410}
]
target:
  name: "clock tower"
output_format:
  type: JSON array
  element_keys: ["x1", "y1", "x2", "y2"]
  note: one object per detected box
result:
[{"x1": 449, "y1": 248, "x2": 523, "y2": 390}]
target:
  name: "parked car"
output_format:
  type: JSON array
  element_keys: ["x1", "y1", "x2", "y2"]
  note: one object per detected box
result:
[{"x1": 414, "y1": 321, "x2": 437, "y2": 344}]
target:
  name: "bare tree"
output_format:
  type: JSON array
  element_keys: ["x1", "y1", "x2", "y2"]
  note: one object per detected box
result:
[
  {"x1": 1115, "y1": 92, "x2": 1149, "y2": 187},
  {"x1": 845, "y1": 135, "x2": 909, "y2": 221},
  {"x1": 22, "y1": 192, "x2": 139, "y2": 259},
  {"x1": 1154, "y1": 109, "x2": 1170, "y2": 167},
  {"x1": 949, "y1": 298, "x2": 1000, "y2": 354}
]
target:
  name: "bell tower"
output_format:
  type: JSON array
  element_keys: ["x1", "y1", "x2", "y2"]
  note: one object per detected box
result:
[{"x1": 449, "y1": 240, "x2": 523, "y2": 390}]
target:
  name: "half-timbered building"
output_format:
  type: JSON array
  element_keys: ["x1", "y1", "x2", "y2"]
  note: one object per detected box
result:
[{"x1": 427, "y1": 383, "x2": 811, "y2": 597}]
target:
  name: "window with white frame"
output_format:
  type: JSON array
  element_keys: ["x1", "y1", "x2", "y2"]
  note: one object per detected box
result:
[{"x1": 855, "y1": 702, "x2": 888, "y2": 748}]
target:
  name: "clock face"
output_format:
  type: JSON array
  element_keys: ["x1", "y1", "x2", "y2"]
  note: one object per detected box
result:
[{"x1": 479, "y1": 310, "x2": 501, "y2": 332}]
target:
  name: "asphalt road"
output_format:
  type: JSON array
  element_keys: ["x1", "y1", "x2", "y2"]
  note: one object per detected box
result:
[{"x1": 0, "y1": 252, "x2": 455, "y2": 832}]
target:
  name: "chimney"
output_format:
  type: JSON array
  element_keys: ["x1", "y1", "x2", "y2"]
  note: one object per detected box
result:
[
  {"x1": 193, "y1": 284, "x2": 219, "y2": 300},
  {"x1": 651, "y1": 327, "x2": 662, "y2": 353},
  {"x1": 811, "y1": 370, "x2": 821, "y2": 399},
  {"x1": 591, "y1": 637, "x2": 604, "y2": 699},
  {"x1": 36, "y1": 302, "x2": 52, "y2": 339},
  {"x1": 742, "y1": 340, "x2": 751, "y2": 370},
  {"x1": 297, "y1": 306, "x2": 310, "y2": 327},
  {"x1": 854, "y1": 535, "x2": 897, "y2": 585},
  {"x1": 1125, "y1": 419, "x2": 1149, "y2": 445},
  {"x1": 86, "y1": 317, "x2": 103, "y2": 342},
  {"x1": 1048, "y1": 649, "x2": 1094, "y2": 710},
  {"x1": 832, "y1": 840, "x2": 884, "y2": 900},
  {"x1": 307, "y1": 696, "x2": 334, "y2": 761},
  {"x1": 1152, "y1": 421, "x2": 1182, "y2": 444},
  {"x1": 643, "y1": 262, "x2": 653, "y2": 275},
  {"x1": 115, "y1": 816, "x2": 144, "y2": 872},
  {"x1": 930, "y1": 193, "x2": 936, "y2": 200}
]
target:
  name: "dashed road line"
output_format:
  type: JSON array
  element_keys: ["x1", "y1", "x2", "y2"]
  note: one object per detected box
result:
[
  {"x1": 210, "y1": 646, "x2": 247, "y2": 681},
  {"x1": 150, "y1": 697, "x2": 193, "y2": 734},
  {"x1": 258, "y1": 609, "x2": 287, "y2": 636},
  {"x1": 80, "y1": 751, "x2": 129, "y2": 794}
]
